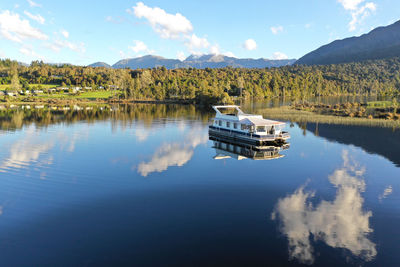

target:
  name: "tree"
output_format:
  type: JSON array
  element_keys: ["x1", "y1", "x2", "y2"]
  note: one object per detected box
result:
[{"x1": 10, "y1": 61, "x2": 20, "y2": 91}]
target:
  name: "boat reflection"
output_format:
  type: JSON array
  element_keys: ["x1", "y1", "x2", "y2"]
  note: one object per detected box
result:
[{"x1": 209, "y1": 134, "x2": 289, "y2": 161}]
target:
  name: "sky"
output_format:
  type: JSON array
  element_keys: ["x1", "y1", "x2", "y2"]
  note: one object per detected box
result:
[{"x1": 0, "y1": 0, "x2": 399, "y2": 65}]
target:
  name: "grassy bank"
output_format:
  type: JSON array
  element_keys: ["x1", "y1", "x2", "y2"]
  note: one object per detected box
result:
[{"x1": 260, "y1": 106, "x2": 400, "y2": 128}]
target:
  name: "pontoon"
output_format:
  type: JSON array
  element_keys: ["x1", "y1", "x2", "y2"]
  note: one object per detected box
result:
[
  {"x1": 209, "y1": 105, "x2": 290, "y2": 145},
  {"x1": 209, "y1": 135, "x2": 290, "y2": 160}
]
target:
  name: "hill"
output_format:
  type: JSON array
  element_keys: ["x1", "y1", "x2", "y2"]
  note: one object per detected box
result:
[
  {"x1": 296, "y1": 20, "x2": 400, "y2": 65},
  {"x1": 104, "y1": 54, "x2": 295, "y2": 69},
  {"x1": 88, "y1": 62, "x2": 111, "y2": 68}
]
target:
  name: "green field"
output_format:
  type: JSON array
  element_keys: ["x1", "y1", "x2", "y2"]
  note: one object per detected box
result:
[
  {"x1": 367, "y1": 100, "x2": 396, "y2": 108},
  {"x1": 35, "y1": 90, "x2": 117, "y2": 99}
]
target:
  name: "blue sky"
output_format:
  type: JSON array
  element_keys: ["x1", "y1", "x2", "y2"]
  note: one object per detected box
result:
[{"x1": 0, "y1": 0, "x2": 399, "y2": 65}]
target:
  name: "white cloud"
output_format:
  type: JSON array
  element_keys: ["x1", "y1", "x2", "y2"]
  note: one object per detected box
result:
[
  {"x1": 224, "y1": 51, "x2": 235, "y2": 58},
  {"x1": 129, "y1": 40, "x2": 153, "y2": 54},
  {"x1": 19, "y1": 45, "x2": 44, "y2": 60},
  {"x1": 272, "y1": 52, "x2": 288, "y2": 60},
  {"x1": 23, "y1": 10, "x2": 45, "y2": 24},
  {"x1": 338, "y1": 0, "x2": 365, "y2": 10},
  {"x1": 184, "y1": 33, "x2": 209, "y2": 53},
  {"x1": 27, "y1": 0, "x2": 41, "y2": 8},
  {"x1": 243, "y1": 39, "x2": 257, "y2": 51},
  {"x1": 47, "y1": 39, "x2": 85, "y2": 53},
  {"x1": 272, "y1": 150, "x2": 376, "y2": 264},
  {"x1": 61, "y1": 29, "x2": 69, "y2": 38},
  {"x1": 338, "y1": 0, "x2": 377, "y2": 31},
  {"x1": 177, "y1": 51, "x2": 186, "y2": 61},
  {"x1": 270, "y1": 25, "x2": 284, "y2": 34},
  {"x1": 209, "y1": 44, "x2": 220, "y2": 55},
  {"x1": 305, "y1": 23, "x2": 312, "y2": 29},
  {"x1": 130, "y1": 2, "x2": 193, "y2": 39},
  {"x1": 0, "y1": 10, "x2": 48, "y2": 43}
]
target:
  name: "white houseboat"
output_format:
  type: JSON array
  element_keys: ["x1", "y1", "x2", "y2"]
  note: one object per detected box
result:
[{"x1": 209, "y1": 105, "x2": 290, "y2": 145}]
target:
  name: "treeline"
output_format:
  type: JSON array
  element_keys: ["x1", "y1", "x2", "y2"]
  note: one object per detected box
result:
[
  {"x1": 0, "y1": 104, "x2": 211, "y2": 131},
  {"x1": 1, "y1": 57, "x2": 400, "y2": 104}
]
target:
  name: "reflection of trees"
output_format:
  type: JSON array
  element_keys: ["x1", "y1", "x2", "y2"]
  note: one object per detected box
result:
[
  {"x1": 272, "y1": 150, "x2": 376, "y2": 264},
  {"x1": 0, "y1": 104, "x2": 212, "y2": 131}
]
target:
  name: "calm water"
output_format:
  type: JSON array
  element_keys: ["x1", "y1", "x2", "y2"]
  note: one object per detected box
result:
[{"x1": 0, "y1": 104, "x2": 399, "y2": 266}]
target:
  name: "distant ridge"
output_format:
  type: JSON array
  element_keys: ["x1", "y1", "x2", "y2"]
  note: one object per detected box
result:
[
  {"x1": 88, "y1": 54, "x2": 296, "y2": 69},
  {"x1": 88, "y1": 62, "x2": 111, "y2": 68},
  {"x1": 296, "y1": 20, "x2": 400, "y2": 65}
]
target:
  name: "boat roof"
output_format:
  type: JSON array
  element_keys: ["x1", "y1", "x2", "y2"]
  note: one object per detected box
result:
[{"x1": 240, "y1": 117, "x2": 285, "y2": 126}]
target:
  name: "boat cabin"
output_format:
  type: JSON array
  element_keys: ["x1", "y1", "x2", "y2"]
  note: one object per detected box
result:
[{"x1": 211, "y1": 105, "x2": 285, "y2": 135}]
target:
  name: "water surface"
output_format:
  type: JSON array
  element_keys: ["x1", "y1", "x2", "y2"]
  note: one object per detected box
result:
[{"x1": 0, "y1": 104, "x2": 399, "y2": 266}]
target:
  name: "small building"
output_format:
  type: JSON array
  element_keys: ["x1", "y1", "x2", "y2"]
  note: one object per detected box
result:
[
  {"x1": 33, "y1": 90, "x2": 44, "y2": 94},
  {"x1": 0, "y1": 91, "x2": 5, "y2": 96},
  {"x1": 6, "y1": 91, "x2": 17, "y2": 97}
]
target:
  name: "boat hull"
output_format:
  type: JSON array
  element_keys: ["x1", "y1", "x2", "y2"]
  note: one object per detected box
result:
[{"x1": 209, "y1": 125, "x2": 290, "y2": 146}]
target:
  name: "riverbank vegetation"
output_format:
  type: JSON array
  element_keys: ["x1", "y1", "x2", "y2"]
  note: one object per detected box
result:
[
  {"x1": 260, "y1": 106, "x2": 400, "y2": 128},
  {"x1": 291, "y1": 99, "x2": 399, "y2": 120},
  {"x1": 1, "y1": 57, "x2": 400, "y2": 105}
]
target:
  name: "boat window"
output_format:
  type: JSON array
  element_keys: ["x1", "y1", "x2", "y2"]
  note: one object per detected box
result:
[
  {"x1": 226, "y1": 121, "x2": 230, "y2": 128},
  {"x1": 241, "y1": 124, "x2": 251, "y2": 131},
  {"x1": 233, "y1": 123, "x2": 237, "y2": 129},
  {"x1": 218, "y1": 120, "x2": 222, "y2": 126},
  {"x1": 257, "y1": 126, "x2": 266, "y2": 132}
]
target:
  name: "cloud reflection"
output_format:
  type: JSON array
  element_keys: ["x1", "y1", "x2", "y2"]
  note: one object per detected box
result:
[
  {"x1": 0, "y1": 126, "x2": 88, "y2": 175},
  {"x1": 272, "y1": 150, "x2": 376, "y2": 264},
  {"x1": 137, "y1": 129, "x2": 207, "y2": 177}
]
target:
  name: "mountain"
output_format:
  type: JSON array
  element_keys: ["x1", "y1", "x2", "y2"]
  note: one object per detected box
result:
[
  {"x1": 112, "y1": 55, "x2": 182, "y2": 69},
  {"x1": 296, "y1": 20, "x2": 400, "y2": 65},
  {"x1": 182, "y1": 54, "x2": 295, "y2": 68},
  {"x1": 106, "y1": 54, "x2": 295, "y2": 69},
  {"x1": 88, "y1": 62, "x2": 111, "y2": 68}
]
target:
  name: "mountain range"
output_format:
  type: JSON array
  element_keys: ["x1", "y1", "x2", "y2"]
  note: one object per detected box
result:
[
  {"x1": 88, "y1": 19, "x2": 400, "y2": 69},
  {"x1": 89, "y1": 55, "x2": 296, "y2": 69},
  {"x1": 296, "y1": 20, "x2": 400, "y2": 65}
]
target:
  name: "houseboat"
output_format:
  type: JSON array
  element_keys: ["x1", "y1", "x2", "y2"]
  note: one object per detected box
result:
[
  {"x1": 209, "y1": 105, "x2": 290, "y2": 145},
  {"x1": 209, "y1": 135, "x2": 289, "y2": 161}
]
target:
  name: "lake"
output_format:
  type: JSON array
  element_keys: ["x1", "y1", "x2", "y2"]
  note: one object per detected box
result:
[{"x1": 0, "y1": 104, "x2": 399, "y2": 266}]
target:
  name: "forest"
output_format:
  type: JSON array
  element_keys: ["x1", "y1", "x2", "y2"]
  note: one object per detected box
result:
[{"x1": 1, "y1": 57, "x2": 400, "y2": 104}]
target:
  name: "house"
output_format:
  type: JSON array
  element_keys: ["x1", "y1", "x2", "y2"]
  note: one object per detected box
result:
[
  {"x1": 6, "y1": 91, "x2": 17, "y2": 97},
  {"x1": 84, "y1": 87, "x2": 92, "y2": 90},
  {"x1": 0, "y1": 91, "x2": 4, "y2": 96},
  {"x1": 33, "y1": 90, "x2": 44, "y2": 94}
]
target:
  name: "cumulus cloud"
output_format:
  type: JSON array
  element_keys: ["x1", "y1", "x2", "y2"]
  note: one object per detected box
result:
[
  {"x1": 129, "y1": 2, "x2": 193, "y2": 39},
  {"x1": 177, "y1": 51, "x2": 186, "y2": 61},
  {"x1": 243, "y1": 39, "x2": 257, "y2": 51},
  {"x1": 272, "y1": 52, "x2": 288, "y2": 60},
  {"x1": 60, "y1": 29, "x2": 69, "y2": 38},
  {"x1": 129, "y1": 40, "x2": 153, "y2": 54},
  {"x1": 270, "y1": 25, "x2": 284, "y2": 34},
  {"x1": 0, "y1": 10, "x2": 48, "y2": 43},
  {"x1": 19, "y1": 45, "x2": 45, "y2": 60},
  {"x1": 46, "y1": 39, "x2": 85, "y2": 53},
  {"x1": 184, "y1": 33, "x2": 209, "y2": 53},
  {"x1": 272, "y1": 150, "x2": 376, "y2": 264},
  {"x1": 27, "y1": 0, "x2": 41, "y2": 8},
  {"x1": 338, "y1": 0, "x2": 376, "y2": 31},
  {"x1": 23, "y1": 10, "x2": 45, "y2": 24},
  {"x1": 137, "y1": 130, "x2": 207, "y2": 177}
]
